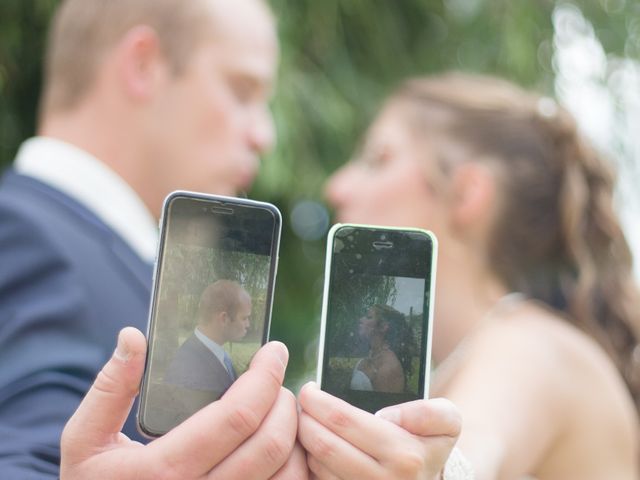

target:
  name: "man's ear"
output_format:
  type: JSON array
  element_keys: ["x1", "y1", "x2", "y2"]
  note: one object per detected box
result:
[
  {"x1": 219, "y1": 311, "x2": 230, "y2": 325},
  {"x1": 449, "y1": 162, "x2": 496, "y2": 231},
  {"x1": 114, "y1": 26, "x2": 166, "y2": 101}
]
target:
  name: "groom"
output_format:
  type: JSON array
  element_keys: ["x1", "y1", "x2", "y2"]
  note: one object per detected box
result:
[{"x1": 164, "y1": 279, "x2": 252, "y2": 395}]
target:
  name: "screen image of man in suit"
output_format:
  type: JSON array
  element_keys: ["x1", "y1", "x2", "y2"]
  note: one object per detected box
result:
[{"x1": 164, "y1": 280, "x2": 252, "y2": 396}]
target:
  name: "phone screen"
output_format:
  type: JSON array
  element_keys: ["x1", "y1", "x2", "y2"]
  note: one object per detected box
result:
[
  {"x1": 138, "y1": 193, "x2": 280, "y2": 437},
  {"x1": 319, "y1": 224, "x2": 436, "y2": 413}
]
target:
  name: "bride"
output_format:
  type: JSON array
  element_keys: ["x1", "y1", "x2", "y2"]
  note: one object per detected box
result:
[{"x1": 350, "y1": 304, "x2": 414, "y2": 393}]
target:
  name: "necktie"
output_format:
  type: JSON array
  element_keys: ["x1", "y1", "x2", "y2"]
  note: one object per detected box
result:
[{"x1": 223, "y1": 352, "x2": 237, "y2": 381}]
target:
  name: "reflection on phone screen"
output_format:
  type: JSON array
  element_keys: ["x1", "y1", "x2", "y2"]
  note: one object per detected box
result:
[
  {"x1": 139, "y1": 196, "x2": 278, "y2": 435},
  {"x1": 321, "y1": 227, "x2": 434, "y2": 413}
]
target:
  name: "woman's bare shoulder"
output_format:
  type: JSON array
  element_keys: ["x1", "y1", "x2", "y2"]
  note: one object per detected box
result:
[
  {"x1": 503, "y1": 303, "x2": 628, "y2": 392},
  {"x1": 471, "y1": 301, "x2": 635, "y2": 424},
  {"x1": 442, "y1": 301, "x2": 638, "y2": 479}
]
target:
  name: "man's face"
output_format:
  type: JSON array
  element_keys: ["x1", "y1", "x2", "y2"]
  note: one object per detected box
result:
[
  {"x1": 149, "y1": 0, "x2": 278, "y2": 197},
  {"x1": 225, "y1": 297, "x2": 252, "y2": 343}
]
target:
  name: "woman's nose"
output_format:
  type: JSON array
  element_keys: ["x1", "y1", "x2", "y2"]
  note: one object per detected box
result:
[{"x1": 325, "y1": 164, "x2": 356, "y2": 208}]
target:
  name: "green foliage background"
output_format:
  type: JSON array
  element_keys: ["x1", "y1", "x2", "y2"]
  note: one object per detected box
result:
[{"x1": 0, "y1": 0, "x2": 636, "y2": 389}]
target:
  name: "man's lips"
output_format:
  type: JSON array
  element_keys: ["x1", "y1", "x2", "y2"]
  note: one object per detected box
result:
[{"x1": 236, "y1": 170, "x2": 257, "y2": 192}]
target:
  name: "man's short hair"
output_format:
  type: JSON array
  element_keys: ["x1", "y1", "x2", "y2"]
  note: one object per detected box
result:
[
  {"x1": 41, "y1": 0, "x2": 214, "y2": 113},
  {"x1": 197, "y1": 280, "x2": 250, "y2": 325}
]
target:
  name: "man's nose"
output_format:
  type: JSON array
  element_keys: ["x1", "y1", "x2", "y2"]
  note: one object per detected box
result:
[{"x1": 248, "y1": 107, "x2": 275, "y2": 156}]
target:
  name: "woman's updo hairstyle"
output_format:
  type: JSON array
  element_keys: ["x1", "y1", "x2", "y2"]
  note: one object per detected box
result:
[
  {"x1": 388, "y1": 72, "x2": 640, "y2": 410},
  {"x1": 371, "y1": 304, "x2": 417, "y2": 381}
]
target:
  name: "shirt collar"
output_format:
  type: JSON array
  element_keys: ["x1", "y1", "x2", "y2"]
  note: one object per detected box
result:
[
  {"x1": 194, "y1": 327, "x2": 228, "y2": 366},
  {"x1": 14, "y1": 136, "x2": 158, "y2": 262}
]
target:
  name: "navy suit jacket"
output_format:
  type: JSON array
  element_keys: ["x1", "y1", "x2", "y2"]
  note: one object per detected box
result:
[
  {"x1": 0, "y1": 170, "x2": 153, "y2": 478},
  {"x1": 164, "y1": 333, "x2": 234, "y2": 395}
]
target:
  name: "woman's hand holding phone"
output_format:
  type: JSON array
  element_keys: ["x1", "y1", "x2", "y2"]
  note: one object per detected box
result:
[
  {"x1": 298, "y1": 223, "x2": 461, "y2": 479},
  {"x1": 61, "y1": 327, "x2": 307, "y2": 480},
  {"x1": 297, "y1": 382, "x2": 461, "y2": 480}
]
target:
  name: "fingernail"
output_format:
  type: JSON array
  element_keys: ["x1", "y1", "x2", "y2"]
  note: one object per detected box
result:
[
  {"x1": 114, "y1": 330, "x2": 132, "y2": 363},
  {"x1": 275, "y1": 342, "x2": 289, "y2": 368},
  {"x1": 300, "y1": 381, "x2": 318, "y2": 393},
  {"x1": 375, "y1": 407, "x2": 401, "y2": 424}
]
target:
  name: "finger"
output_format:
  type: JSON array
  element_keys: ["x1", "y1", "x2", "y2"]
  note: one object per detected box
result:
[
  {"x1": 307, "y1": 455, "x2": 343, "y2": 480},
  {"x1": 298, "y1": 410, "x2": 383, "y2": 480},
  {"x1": 209, "y1": 388, "x2": 297, "y2": 479},
  {"x1": 270, "y1": 441, "x2": 309, "y2": 480},
  {"x1": 376, "y1": 399, "x2": 462, "y2": 477},
  {"x1": 375, "y1": 398, "x2": 462, "y2": 438},
  {"x1": 150, "y1": 341, "x2": 289, "y2": 476},
  {"x1": 298, "y1": 382, "x2": 414, "y2": 460},
  {"x1": 62, "y1": 327, "x2": 146, "y2": 456}
]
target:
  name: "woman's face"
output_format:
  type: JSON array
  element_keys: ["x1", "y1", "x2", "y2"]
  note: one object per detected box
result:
[
  {"x1": 358, "y1": 308, "x2": 378, "y2": 339},
  {"x1": 325, "y1": 105, "x2": 449, "y2": 233}
]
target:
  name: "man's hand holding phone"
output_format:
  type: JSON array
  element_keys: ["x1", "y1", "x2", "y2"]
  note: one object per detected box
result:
[
  {"x1": 61, "y1": 327, "x2": 307, "y2": 479},
  {"x1": 138, "y1": 192, "x2": 282, "y2": 436}
]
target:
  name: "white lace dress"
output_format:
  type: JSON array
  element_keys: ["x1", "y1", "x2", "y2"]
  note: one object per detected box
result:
[{"x1": 349, "y1": 359, "x2": 374, "y2": 391}]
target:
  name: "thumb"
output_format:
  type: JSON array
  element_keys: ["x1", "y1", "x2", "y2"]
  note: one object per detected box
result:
[
  {"x1": 375, "y1": 398, "x2": 462, "y2": 438},
  {"x1": 62, "y1": 327, "x2": 147, "y2": 456},
  {"x1": 376, "y1": 398, "x2": 462, "y2": 476}
]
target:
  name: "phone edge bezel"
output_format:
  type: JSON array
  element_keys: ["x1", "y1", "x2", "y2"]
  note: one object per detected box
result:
[
  {"x1": 316, "y1": 222, "x2": 438, "y2": 401},
  {"x1": 136, "y1": 190, "x2": 282, "y2": 438}
]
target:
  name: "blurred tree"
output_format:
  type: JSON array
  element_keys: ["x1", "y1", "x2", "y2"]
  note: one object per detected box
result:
[
  {"x1": 0, "y1": 0, "x2": 56, "y2": 164},
  {"x1": 0, "y1": 0, "x2": 636, "y2": 388}
]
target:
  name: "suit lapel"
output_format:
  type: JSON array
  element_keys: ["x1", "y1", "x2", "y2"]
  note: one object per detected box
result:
[
  {"x1": 191, "y1": 335, "x2": 234, "y2": 387},
  {"x1": 108, "y1": 237, "x2": 153, "y2": 296},
  {"x1": 5, "y1": 172, "x2": 153, "y2": 296}
]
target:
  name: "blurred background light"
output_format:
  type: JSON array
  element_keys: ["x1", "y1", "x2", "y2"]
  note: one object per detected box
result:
[
  {"x1": 552, "y1": 3, "x2": 640, "y2": 281},
  {"x1": 290, "y1": 200, "x2": 330, "y2": 241}
]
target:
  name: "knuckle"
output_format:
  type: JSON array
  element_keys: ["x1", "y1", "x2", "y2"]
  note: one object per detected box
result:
[
  {"x1": 392, "y1": 449, "x2": 426, "y2": 478},
  {"x1": 309, "y1": 433, "x2": 335, "y2": 461},
  {"x1": 155, "y1": 454, "x2": 184, "y2": 480},
  {"x1": 94, "y1": 364, "x2": 137, "y2": 397},
  {"x1": 226, "y1": 403, "x2": 262, "y2": 437},
  {"x1": 325, "y1": 408, "x2": 352, "y2": 430},
  {"x1": 261, "y1": 431, "x2": 293, "y2": 468},
  {"x1": 92, "y1": 369, "x2": 118, "y2": 394}
]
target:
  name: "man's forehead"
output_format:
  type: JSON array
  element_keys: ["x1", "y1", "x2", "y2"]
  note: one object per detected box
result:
[
  {"x1": 206, "y1": 0, "x2": 275, "y2": 40},
  {"x1": 203, "y1": 0, "x2": 278, "y2": 80}
]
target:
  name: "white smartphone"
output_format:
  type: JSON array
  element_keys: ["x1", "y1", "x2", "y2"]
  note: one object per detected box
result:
[
  {"x1": 137, "y1": 191, "x2": 281, "y2": 437},
  {"x1": 317, "y1": 223, "x2": 437, "y2": 413}
]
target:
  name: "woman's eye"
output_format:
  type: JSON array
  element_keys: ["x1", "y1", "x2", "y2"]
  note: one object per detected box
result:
[{"x1": 359, "y1": 147, "x2": 391, "y2": 170}]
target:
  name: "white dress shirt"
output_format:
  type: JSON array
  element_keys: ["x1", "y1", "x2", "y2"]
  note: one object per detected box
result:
[
  {"x1": 14, "y1": 136, "x2": 158, "y2": 262},
  {"x1": 194, "y1": 328, "x2": 233, "y2": 377}
]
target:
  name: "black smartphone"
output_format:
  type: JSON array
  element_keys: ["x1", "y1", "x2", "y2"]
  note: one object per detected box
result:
[
  {"x1": 317, "y1": 223, "x2": 437, "y2": 413},
  {"x1": 137, "y1": 191, "x2": 281, "y2": 437}
]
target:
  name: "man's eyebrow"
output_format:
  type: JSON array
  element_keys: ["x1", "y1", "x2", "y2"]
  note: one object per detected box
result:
[{"x1": 230, "y1": 68, "x2": 274, "y2": 92}]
